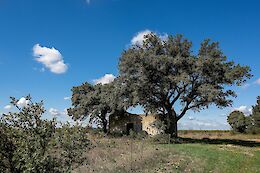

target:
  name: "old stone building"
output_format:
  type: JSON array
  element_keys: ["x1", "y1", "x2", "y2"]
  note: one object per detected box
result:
[{"x1": 109, "y1": 112, "x2": 161, "y2": 136}]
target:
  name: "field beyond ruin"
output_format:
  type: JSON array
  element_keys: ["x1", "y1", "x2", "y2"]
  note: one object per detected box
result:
[{"x1": 73, "y1": 130, "x2": 260, "y2": 173}]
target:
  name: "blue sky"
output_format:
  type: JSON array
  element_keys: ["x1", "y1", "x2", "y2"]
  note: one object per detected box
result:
[{"x1": 0, "y1": 0, "x2": 260, "y2": 129}]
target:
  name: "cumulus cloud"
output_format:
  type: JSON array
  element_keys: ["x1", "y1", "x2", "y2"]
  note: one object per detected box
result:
[
  {"x1": 93, "y1": 74, "x2": 116, "y2": 85},
  {"x1": 64, "y1": 96, "x2": 71, "y2": 100},
  {"x1": 188, "y1": 116, "x2": 195, "y2": 120},
  {"x1": 240, "y1": 83, "x2": 251, "y2": 89},
  {"x1": 17, "y1": 97, "x2": 30, "y2": 107},
  {"x1": 255, "y1": 78, "x2": 260, "y2": 85},
  {"x1": 4, "y1": 105, "x2": 12, "y2": 110},
  {"x1": 49, "y1": 108, "x2": 67, "y2": 116},
  {"x1": 131, "y1": 30, "x2": 152, "y2": 46},
  {"x1": 49, "y1": 108, "x2": 60, "y2": 116},
  {"x1": 33, "y1": 44, "x2": 68, "y2": 74},
  {"x1": 179, "y1": 119, "x2": 229, "y2": 130},
  {"x1": 131, "y1": 29, "x2": 168, "y2": 46},
  {"x1": 233, "y1": 105, "x2": 252, "y2": 115},
  {"x1": 220, "y1": 113, "x2": 227, "y2": 117}
]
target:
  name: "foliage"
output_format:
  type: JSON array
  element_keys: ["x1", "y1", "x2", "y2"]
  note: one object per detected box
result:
[
  {"x1": 0, "y1": 96, "x2": 90, "y2": 173},
  {"x1": 68, "y1": 82, "x2": 123, "y2": 133},
  {"x1": 151, "y1": 133, "x2": 171, "y2": 144},
  {"x1": 129, "y1": 130, "x2": 148, "y2": 140},
  {"x1": 56, "y1": 123, "x2": 90, "y2": 172},
  {"x1": 251, "y1": 96, "x2": 260, "y2": 133},
  {"x1": 227, "y1": 111, "x2": 249, "y2": 133},
  {"x1": 118, "y1": 33, "x2": 251, "y2": 137},
  {"x1": 150, "y1": 119, "x2": 167, "y2": 134},
  {"x1": 228, "y1": 96, "x2": 260, "y2": 134}
]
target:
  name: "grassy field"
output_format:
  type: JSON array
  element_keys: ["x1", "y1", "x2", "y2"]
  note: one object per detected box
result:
[{"x1": 74, "y1": 131, "x2": 260, "y2": 173}]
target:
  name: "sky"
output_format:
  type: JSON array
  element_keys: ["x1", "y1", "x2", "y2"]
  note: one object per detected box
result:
[{"x1": 0, "y1": 0, "x2": 260, "y2": 129}]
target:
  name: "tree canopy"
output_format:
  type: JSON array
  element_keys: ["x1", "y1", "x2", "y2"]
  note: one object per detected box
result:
[
  {"x1": 227, "y1": 111, "x2": 250, "y2": 133},
  {"x1": 227, "y1": 96, "x2": 260, "y2": 134},
  {"x1": 251, "y1": 96, "x2": 260, "y2": 133},
  {"x1": 68, "y1": 82, "x2": 124, "y2": 133},
  {"x1": 118, "y1": 33, "x2": 251, "y2": 137}
]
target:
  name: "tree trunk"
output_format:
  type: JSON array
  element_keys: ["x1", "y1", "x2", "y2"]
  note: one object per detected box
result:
[
  {"x1": 102, "y1": 118, "x2": 108, "y2": 134},
  {"x1": 167, "y1": 119, "x2": 178, "y2": 138},
  {"x1": 164, "y1": 112, "x2": 178, "y2": 138},
  {"x1": 100, "y1": 110, "x2": 108, "y2": 134}
]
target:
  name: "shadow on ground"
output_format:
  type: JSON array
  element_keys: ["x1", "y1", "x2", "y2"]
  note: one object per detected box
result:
[{"x1": 176, "y1": 137, "x2": 260, "y2": 147}]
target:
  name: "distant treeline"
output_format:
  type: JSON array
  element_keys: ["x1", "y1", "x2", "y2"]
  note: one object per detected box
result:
[{"x1": 178, "y1": 130, "x2": 230, "y2": 133}]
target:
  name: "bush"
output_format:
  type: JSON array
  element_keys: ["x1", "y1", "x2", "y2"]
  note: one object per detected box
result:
[
  {"x1": 0, "y1": 96, "x2": 90, "y2": 173},
  {"x1": 128, "y1": 130, "x2": 148, "y2": 140},
  {"x1": 109, "y1": 131, "x2": 124, "y2": 138},
  {"x1": 151, "y1": 134, "x2": 171, "y2": 144},
  {"x1": 227, "y1": 111, "x2": 248, "y2": 133}
]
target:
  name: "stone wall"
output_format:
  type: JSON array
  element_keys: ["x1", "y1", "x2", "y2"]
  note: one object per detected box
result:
[
  {"x1": 109, "y1": 112, "x2": 161, "y2": 136},
  {"x1": 109, "y1": 113, "x2": 142, "y2": 134},
  {"x1": 140, "y1": 114, "x2": 161, "y2": 136}
]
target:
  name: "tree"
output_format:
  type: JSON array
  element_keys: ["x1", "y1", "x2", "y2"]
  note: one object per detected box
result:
[
  {"x1": 68, "y1": 82, "x2": 121, "y2": 133},
  {"x1": 0, "y1": 96, "x2": 89, "y2": 173},
  {"x1": 118, "y1": 33, "x2": 251, "y2": 138},
  {"x1": 227, "y1": 111, "x2": 249, "y2": 133},
  {"x1": 251, "y1": 96, "x2": 260, "y2": 133}
]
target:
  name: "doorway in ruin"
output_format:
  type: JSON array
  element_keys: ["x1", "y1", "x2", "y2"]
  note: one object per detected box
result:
[{"x1": 126, "y1": 123, "x2": 134, "y2": 135}]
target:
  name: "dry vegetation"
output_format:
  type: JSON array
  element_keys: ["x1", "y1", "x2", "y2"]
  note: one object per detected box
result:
[
  {"x1": 72, "y1": 130, "x2": 260, "y2": 173},
  {"x1": 178, "y1": 130, "x2": 260, "y2": 142}
]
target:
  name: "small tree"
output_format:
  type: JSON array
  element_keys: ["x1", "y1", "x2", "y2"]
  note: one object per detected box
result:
[
  {"x1": 251, "y1": 96, "x2": 260, "y2": 133},
  {"x1": 118, "y1": 33, "x2": 251, "y2": 137},
  {"x1": 68, "y1": 82, "x2": 119, "y2": 133},
  {"x1": 227, "y1": 111, "x2": 249, "y2": 133}
]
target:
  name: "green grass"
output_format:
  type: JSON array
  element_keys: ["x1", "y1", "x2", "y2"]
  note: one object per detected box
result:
[
  {"x1": 160, "y1": 143, "x2": 260, "y2": 173},
  {"x1": 76, "y1": 132, "x2": 260, "y2": 173}
]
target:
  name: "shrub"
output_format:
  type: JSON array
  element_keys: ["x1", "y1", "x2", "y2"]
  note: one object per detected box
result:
[
  {"x1": 151, "y1": 134, "x2": 171, "y2": 144},
  {"x1": 227, "y1": 111, "x2": 248, "y2": 133},
  {"x1": 0, "y1": 96, "x2": 90, "y2": 173}
]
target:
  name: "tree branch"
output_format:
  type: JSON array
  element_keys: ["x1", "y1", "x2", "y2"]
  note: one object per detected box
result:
[
  {"x1": 176, "y1": 76, "x2": 201, "y2": 121},
  {"x1": 176, "y1": 100, "x2": 191, "y2": 121},
  {"x1": 169, "y1": 84, "x2": 189, "y2": 106},
  {"x1": 170, "y1": 90, "x2": 182, "y2": 106},
  {"x1": 188, "y1": 101, "x2": 207, "y2": 109}
]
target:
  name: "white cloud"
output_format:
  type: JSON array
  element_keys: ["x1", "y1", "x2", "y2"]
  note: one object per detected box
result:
[
  {"x1": 4, "y1": 105, "x2": 12, "y2": 110},
  {"x1": 240, "y1": 83, "x2": 250, "y2": 89},
  {"x1": 49, "y1": 108, "x2": 59, "y2": 116},
  {"x1": 93, "y1": 74, "x2": 116, "y2": 85},
  {"x1": 220, "y1": 113, "x2": 227, "y2": 117},
  {"x1": 179, "y1": 119, "x2": 229, "y2": 130},
  {"x1": 131, "y1": 30, "x2": 168, "y2": 46},
  {"x1": 64, "y1": 96, "x2": 71, "y2": 100},
  {"x1": 63, "y1": 108, "x2": 68, "y2": 115},
  {"x1": 255, "y1": 78, "x2": 260, "y2": 85},
  {"x1": 188, "y1": 116, "x2": 195, "y2": 120},
  {"x1": 233, "y1": 105, "x2": 252, "y2": 115},
  {"x1": 131, "y1": 30, "x2": 152, "y2": 46},
  {"x1": 17, "y1": 97, "x2": 30, "y2": 107},
  {"x1": 33, "y1": 44, "x2": 68, "y2": 74},
  {"x1": 49, "y1": 108, "x2": 68, "y2": 116}
]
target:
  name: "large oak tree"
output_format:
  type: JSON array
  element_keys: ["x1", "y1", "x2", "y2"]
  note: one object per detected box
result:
[{"x1": 118, "y1": 33, "x2": 251, "y2": 137}]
